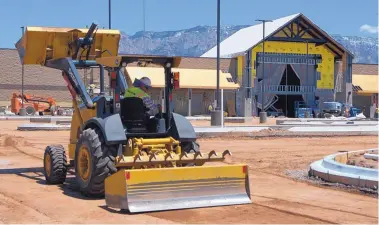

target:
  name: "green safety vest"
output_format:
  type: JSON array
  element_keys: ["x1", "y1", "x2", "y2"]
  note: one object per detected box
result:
[{"x1": 124, "y1": 87, "x2": 149, "y2": 98}]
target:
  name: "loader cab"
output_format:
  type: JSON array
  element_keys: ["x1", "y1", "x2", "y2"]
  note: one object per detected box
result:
[
  {"x1": 120, "y1": 97, "x2": 150, "y2": 133},
  {"x1": 95, "y1": 55, "x2": 181, "y2": 134}
]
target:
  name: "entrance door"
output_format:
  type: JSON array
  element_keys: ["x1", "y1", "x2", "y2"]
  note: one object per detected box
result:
[
  {"x1": 191, "y1": 92, "x2": 204, "y2": 116},
  {"x1": 273, "y1": 64, "x2": 304, "y2": 117},
  {"x1": 172, "y1": 90, "x2": 188, "y2": 116}
]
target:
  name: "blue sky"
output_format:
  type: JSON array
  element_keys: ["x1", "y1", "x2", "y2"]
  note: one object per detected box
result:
[{"x1": 0, "y1": 0, "x2": 378, "y2": 48}]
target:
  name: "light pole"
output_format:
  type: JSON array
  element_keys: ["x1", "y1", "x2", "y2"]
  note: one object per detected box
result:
[
  {"x1": 108, "y1": 0, "x2": 111, "y2": 29},
  {"x1": 108, "y1": 0, "x2": 112, "y2": 96},
  {"x1": 143, "y1": 0, "x2": 146, "y2": 32},
  {"x1": 19, "y1": 26, "x2": 26, "y2": 116},
  {"x1": 142, "y1": 0, "x2": 146, "y2": 51},
  {"x1": 255, "y1": 19, "x2": 272, "y2": 123},
  {"x1": 216, "y1": 0, "x2": 220, "y2": 111},
  {"x1": 211, "y1": 0, "x2": 222, "y2": 126}
]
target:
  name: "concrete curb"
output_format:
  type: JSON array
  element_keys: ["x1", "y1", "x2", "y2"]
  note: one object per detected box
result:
[
  {"x1": 5, "y1": 116, "x2": 243, "y2": 122},
  {"x1": 0, "y1": 116, "x2": 72, "y2": 121},
  {"x1": 196, "y1": 131, "x2": 378, "y2": 138},
  {"x1": 56, "y1": 120, "x2": 72, "y2": 125},
  {"x1": 309, "y1": 149, "x2": 378, "y2": 189},
  {"x1": 277, "y1": 121, "x2": 378, "y2": 126},
  {"x1": 16, "y1": 123, "x2": 378, "y2": 137},
  {"x1": 17, "y1": 123, "x2": 71, "y2": 131},
  {"x1": 277, "y1": 118, "x2": 379, "y2": 124},
  {"x1": 193, "y1": 126, "x2": 379, "y2": 133},
  {"x1": 287, "y1": 125, "x2": 379, "y2": 132}
]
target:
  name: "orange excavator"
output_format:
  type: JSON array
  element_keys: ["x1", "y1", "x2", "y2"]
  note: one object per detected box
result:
[{"x1": 11, "y1": 93, "x2": 57, "y2": 116}]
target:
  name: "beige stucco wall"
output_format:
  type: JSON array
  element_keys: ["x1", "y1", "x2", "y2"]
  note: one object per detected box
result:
[{"x1": 0, "y1": 49, "x2": 103, "y2": 106}]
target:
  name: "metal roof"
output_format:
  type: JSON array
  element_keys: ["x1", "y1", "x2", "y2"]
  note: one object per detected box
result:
[{"x1": 201, "y1": 13, "x2": 300, "y2": 58}]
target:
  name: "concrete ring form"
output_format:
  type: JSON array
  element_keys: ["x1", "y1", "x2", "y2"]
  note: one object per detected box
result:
[{"x1": 309, "y1": 149, "x2": 378, "y2": 189}]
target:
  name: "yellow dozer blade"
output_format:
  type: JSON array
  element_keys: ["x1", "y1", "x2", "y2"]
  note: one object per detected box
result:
[{"x1": 105, "y1": 164, "x2": 251, "y2": 213}]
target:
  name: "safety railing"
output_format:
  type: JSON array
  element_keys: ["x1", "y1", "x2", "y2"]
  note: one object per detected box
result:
[{"x1": 252, "y1": 85, "x2": 316, "y2": 94}]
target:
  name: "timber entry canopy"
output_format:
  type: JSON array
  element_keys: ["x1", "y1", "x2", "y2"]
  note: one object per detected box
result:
[
  {"x1": 124, "y1": 67, "x2": 239, "y2": 90},
  {"x1": 352, "y1": 64, "x2": 379, "y2": 95}
]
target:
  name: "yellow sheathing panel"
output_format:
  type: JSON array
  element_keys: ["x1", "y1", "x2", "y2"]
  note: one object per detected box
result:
[
  {"x1": 273, "y1": 23, "x2": 313, "y2": 39},
  {"x1": 251, "y1": 41, "x2": 336, "y2": 89},
  {"x1": 302, "y1": 33, "x2": 313, "y2": 39},
  {"x1": 353, "y1": 74, "x2": 379, "y2": 94},
  {"x1": 273, "y1": 30, "x2": 289, "y2": 38},
  {"x1": 125, "y1": 67, "x2": 240, "y2": 90},
  {"x1": 237, "y1": 56, "x2": 243, "y2": 81},
  {"x1": 124, "y1": 164, "x2": 247, "y2": 185}
]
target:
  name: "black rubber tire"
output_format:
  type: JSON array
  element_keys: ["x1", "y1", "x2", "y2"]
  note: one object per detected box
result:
[
  {"x1": 181, "y1": 141, "x2": 200, "y2": 154},
  {"x1": 43, "y1": 145, "x2": 67, "y2": 184},
  {"x1": 25, "y1": 106, "x2": 36, "y2": 116},
  {"x1": 75, "y1": 128, "x2": 117, "y2": 197}
]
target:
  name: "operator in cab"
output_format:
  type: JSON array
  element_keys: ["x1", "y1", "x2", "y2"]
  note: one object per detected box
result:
[{"x1": 124, "y1": 77, "x2": 160, "y2": 116}]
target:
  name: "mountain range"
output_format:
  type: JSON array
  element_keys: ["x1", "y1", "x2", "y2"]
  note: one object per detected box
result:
[{"x1": 118, "y1": 25, "x2": 378, "y2": 64}]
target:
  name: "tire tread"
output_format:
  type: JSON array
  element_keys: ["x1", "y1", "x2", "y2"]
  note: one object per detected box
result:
[
  {"x1": 44, "y1": 145, "x2": 67, "y2": 184},
  {"x1": 75, "y1": 128, "x2": 117, "y2": 197}
]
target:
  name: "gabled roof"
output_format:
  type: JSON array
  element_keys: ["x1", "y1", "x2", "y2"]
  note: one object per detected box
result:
[
  {"x1": 201, "y1": 13, "x2": 352, "y2": 58},
  {"x1": 201, "y1": 13, "x2": 300, "y2": 58}
]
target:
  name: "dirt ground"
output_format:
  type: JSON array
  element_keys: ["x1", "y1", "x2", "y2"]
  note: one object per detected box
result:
[{"x1": 0, "y1": 120, "x2": 378, "y2": 224}]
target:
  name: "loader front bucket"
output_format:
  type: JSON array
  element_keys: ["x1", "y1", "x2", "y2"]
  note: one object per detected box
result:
[
  {"x1": 104, "y1": 164, "x2": 251, "y2": 213},
  {"x1": 15, "y1": 26, "x2": 121, "y2": 65}
]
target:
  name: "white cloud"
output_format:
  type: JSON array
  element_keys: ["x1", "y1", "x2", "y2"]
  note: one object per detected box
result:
[{"x1": 360, "y1": 24, "x2": 378, "y2": 34}]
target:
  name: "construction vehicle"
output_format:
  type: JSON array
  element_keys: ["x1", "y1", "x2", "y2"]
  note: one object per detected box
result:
[
  {"x1": 16, "y1": 22, "x2": 251, "y2": 213},
  {"x1": 11, "y1": 92, "x2": 57, "y2": 115},
  {"x1": 317, "y1": 101, "x2": 352, "y2": 118}
]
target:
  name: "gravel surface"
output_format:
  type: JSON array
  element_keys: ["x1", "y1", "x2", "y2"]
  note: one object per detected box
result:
[
  {"x1": 285, "y1": 169, "x2": 378, "y2": 197},
  {"x1": 347, "y1": 154, "x2": 378, "y2": 169}
]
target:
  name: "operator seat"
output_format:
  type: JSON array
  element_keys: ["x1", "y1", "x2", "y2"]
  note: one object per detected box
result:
[{"x1": 120, "y1": 97, "x2": 150, "y2": 133}]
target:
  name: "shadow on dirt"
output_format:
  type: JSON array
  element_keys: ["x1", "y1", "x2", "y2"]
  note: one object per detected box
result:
[
  {"x1": 57, "y1": 175, "x2": 102, "y2": 201},
  {"x1": 0, "y1": 166, "x2": 99, "y2": 201},
  {"x1": 98, "y1": 205, "x2": 151, "y2": 215},
  {"x1": 98, "y1": 205, "x2": 127, "y2": 214},
  {"x1": 0, "y1": 167, "x2": 46, "y2": 182}
]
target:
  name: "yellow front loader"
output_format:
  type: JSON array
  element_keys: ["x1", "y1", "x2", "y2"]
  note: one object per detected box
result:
[{"x1": 16, "y1": 22, "x2": 251, "y2": 213}]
